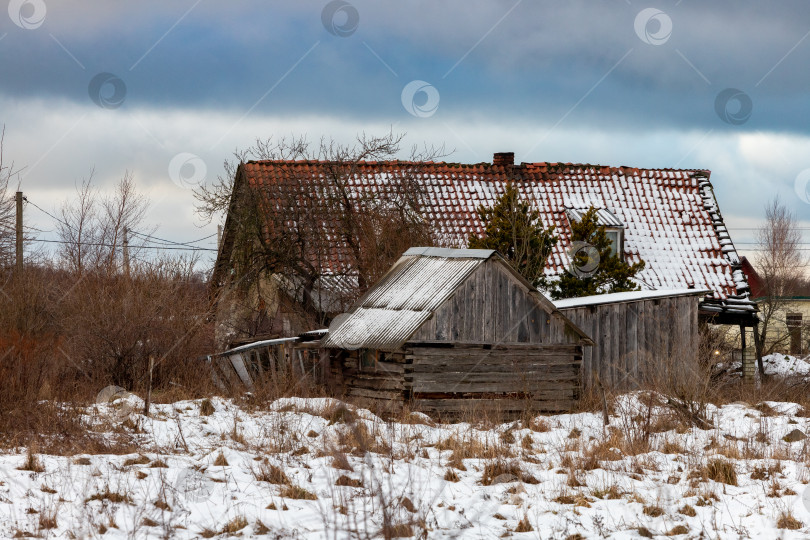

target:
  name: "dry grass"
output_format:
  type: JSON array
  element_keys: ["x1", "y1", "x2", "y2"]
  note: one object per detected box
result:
[
  {"x1": 643, "y1": 505, "x2": 664, "y2": 517},
  {"x1": 515, "y1": 515, "x2": 533, "y2": 532},
  {"x1": 335, "y1": 475, "x2": 362, "y2": 487},
  {"x1": 436, "y1": 434, "x2": 510, "y2": 469},
  {"x1": 18, "y1": 447, "x2": 44, "y2": 473},
  {"x1": 213, "y1": 451, "x2": 228, "y2": 466},
  {"x1": 221, "y1": 515, "x2": 248, "y2": 534},
  {"x1": 86, "y1": 488, "x2": 132, "y2": 504},
  {"x1": 254, "y1": 462, "x2": 291, "y2": 485},
  {"x1": 38, "y1": 510, "x2": 57, "y2": 530},
  {"x1": 123, "y1": 455, "x2": 150, "y2": 467},
  {"x1": 279, "y1": 485, "x2": 317, "y2": 500},
  {"x1": 777, "y1": 511, "x2": 803, "y2": 530},
  {"x1": 591, "y1": 484, "x2": 623, "y2": 500},
  {"x1": 527, "y1": 417, "x2": 551, "y2": 433},
  {"x1": 702, "y1": 458, "x2": 738, "y2": 486},
  {"x1": 480, "y1": 460, "x2": 538, "y2": 485},
  {"x1": 678, "y1": 505, "x2": 696, "y2": 517},
  {"x1": 330, "y1": 451, "x2": 354, "y2": 472},
  {"x1": 381, "y1": 523, "x2": 413, "y2": 538},
  {"x1": 199, "y1": 399, "x2": 215, "y2": 416}
]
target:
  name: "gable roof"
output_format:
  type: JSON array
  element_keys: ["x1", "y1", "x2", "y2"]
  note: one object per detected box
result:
[
  {"x1": 216, "y1": 155, "x2": 756, "y2": 321},
  {"x1": 322, "y1": 247, "x2": 589, "y2": 350}
]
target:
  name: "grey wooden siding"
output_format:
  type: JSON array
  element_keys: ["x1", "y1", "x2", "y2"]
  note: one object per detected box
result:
[
  {"x1": 558, "y1": 295, "x2": 699, "y2": 390},
  {"x1": 410, "y1": 259, "x2": 580, "y2": 345}
]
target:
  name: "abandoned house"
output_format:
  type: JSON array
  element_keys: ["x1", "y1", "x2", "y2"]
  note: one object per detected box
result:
[
  {"x1": 211, "y1": 152, "x2": 758, "y2": 371},
  {"x1": 320, "y1": 247, "x2": 591, "y2": 415}
]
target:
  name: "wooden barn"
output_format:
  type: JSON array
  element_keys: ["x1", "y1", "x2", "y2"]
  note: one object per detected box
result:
[
  {"x1": 321, "y1": 247, "x2": 591, "y2": 416},
  {"x1": 554, "y1": 289, "x2": 709, "y2": 390}
]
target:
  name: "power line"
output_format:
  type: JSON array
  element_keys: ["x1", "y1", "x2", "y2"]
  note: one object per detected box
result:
[
  {"x1": 129, "y1": 230, "x2": 217, "y2": 247},
  {"x1": 32, "y1": 237, "x2": 217, "y2": 252},
  {"x1": 22, "y1": 196, "x2": 217, "y2": 253},
  {"x1": 24, "y1": 197, "x2": 74, "y2": 232}
]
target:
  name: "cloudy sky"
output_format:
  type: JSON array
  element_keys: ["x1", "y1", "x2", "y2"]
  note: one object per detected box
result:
[{"x1": 2, "y1": 0, "x2": 809, "y2": 269}]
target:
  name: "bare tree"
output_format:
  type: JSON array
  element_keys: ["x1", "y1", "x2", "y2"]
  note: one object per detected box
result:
[
  {"x1": 753, "y1": 197, "x2": 809, "y2": 370},
  {"x1": 0, "y1": 126, "x2": 21, "y2": 269},
  {"x1": 57, "y1": 172, "x2": 149, "y2": 275},
  {"x1": 197, "y1": 132, "x2": 448, "y2": 340}
]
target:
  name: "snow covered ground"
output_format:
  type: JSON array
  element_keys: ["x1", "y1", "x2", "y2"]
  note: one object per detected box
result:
[
  {"x1": 760, "y1": 354, "x2": 810, "y2": 378},
  {"x1": 723, "y1": 353, "x2": 810, "y2": 380},
  {"x1": 2, "y1": 392, "x2": 810, "y2": 538}
]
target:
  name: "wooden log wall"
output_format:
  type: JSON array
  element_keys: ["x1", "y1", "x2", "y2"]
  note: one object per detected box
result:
[
  {"x1": 558, "y1": 295, "x2": 699, "y2": 391},
  {"x1": 330, "y1": 343, "x2": 582, "y2": 417},
  {"x1": 329, "y1": 350, "x2": 409, "y2": 414},
  {"x1": 406, "y1": 343, "x2": 581, "y2": 415}
]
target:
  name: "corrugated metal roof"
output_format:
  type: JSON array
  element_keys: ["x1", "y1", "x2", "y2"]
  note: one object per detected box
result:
[
  {"x1": 323, "y1": 250, "x2": 489, "y2": 350},
  {"x1": 566, "y1": 207, "x2": 624, "y2": 228},
  {"x1": 403, "y1": 247, "x2": 495, "y2": 259}
]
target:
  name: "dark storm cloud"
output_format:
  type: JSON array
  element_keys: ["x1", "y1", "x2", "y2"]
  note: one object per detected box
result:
[{"x1": 1, "y1": 1, "x2": 809, "y2": 133}]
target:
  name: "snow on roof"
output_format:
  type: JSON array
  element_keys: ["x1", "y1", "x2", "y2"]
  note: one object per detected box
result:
[
  {"x1": 227, "y1": 159, "x2": 755, "y2": 316},
  {"x1": 552, "y1": 288, "x2": 712, "y2": 309}
]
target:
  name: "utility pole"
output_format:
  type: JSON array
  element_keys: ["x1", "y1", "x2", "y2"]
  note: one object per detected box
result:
[
  {"x1": 123, "y1": 226, "x2": 130, "y2": 277},
  {"x1": 217, "y1": 224, "x2": 222, "y2": 253},
  {"x1": 15, "y1": 191, "x2": 22, "y2": 277}
]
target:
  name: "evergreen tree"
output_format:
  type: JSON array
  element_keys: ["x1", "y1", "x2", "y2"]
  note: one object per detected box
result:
[
  {"x1": 549, "y1": 207, "x2": 645, "y2": 299},
  {"x1": 468, "y1": 182, "x2": 557, "y2": 286}
]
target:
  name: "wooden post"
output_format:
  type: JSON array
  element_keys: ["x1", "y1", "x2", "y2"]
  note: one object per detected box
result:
[
  {"x1": 122, "y1": 226, "x2": 130, "y2": 277},
  {"x1": 596, "y1": 374, "x2": 609, "y2": 427},
  {"x1": 15, "y1": 191, "x2": 22, "y2": 276},
  {"x1": 144, "y1": 355, "x2": 154, "y2": 417},
  {"x1": 740, "y1": 325, "x2": 754, "y2": 383},
  {"x1": 752, "y1": 322, "x2": 765, "y2": 378}
]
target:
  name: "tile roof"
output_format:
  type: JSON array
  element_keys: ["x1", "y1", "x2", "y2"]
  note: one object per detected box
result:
[{"x1": 235, "y1": 158, "x2": 753, "y2": 309}]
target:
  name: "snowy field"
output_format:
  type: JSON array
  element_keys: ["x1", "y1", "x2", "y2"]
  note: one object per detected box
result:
[{"x1": 2, "y1": 391, "x2": 810, "y2": 539}]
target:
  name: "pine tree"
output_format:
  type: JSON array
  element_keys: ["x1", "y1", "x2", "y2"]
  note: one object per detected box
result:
[
  {"x1": 468, "y1": 182, "x2": 557, "y2": 286},
  {"x1": 549, "y1": 207, "x2": 645, "y2": 299}
]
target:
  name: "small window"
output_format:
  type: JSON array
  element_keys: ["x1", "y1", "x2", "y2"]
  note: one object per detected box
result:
[
  {"x1": 566, "y1": 207, "x2": 625, "y2": 260},
  {"x1": 359, "y1": 349, "x2": 376, "y2": 370},
  {"x1": 605, "y1": 229, "x2": 622, "y2": 258}
]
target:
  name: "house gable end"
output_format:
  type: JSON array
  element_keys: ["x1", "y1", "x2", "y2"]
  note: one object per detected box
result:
[{"x1": 409, "y1": 258, "x2": 582, "y2": 345}]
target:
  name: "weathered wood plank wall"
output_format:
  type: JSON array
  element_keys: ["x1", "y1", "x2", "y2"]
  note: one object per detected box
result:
[
  {"x1": 411, "y1": 260, "x2": 578, "y2": 345},
  {"x1": 558, "y1": 295, "x2": 699, "y2": 390}
]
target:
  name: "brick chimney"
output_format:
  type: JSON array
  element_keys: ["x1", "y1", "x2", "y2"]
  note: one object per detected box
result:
[{"x1": 493, "y1": 152, "x2": 514, "y2": 166}]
